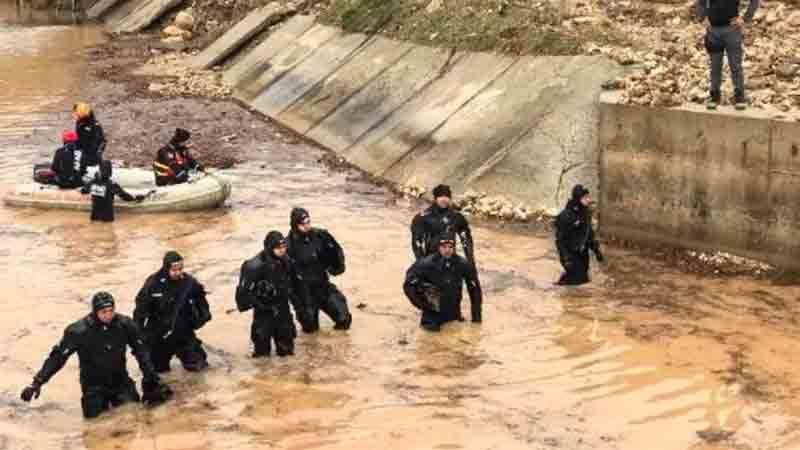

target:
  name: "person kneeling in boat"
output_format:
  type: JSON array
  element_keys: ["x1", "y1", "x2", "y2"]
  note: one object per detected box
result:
[
  {"x1": 49, "y1": 130, "x2": 85, "y2": 189},
  {"x1": 20, "y1": 292, "x2": 173, "y2": 419},
  {"x1": 73, "y1": 102, "x2": 106, "y2": 168},
  {"x1": 153, "y1": 128, "x2": 204, "y2": 187},
  {"x1": 81, "y1": 160, "x2": 145, "y2": 222}
]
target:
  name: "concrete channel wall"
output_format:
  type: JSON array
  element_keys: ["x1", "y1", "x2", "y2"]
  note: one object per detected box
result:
[
  {"x1": 209, "y1": 15, "x2": 621, "y2": 212},
  {"x1": 599, "y1": 94, "x2": 800, "y2": 269}
]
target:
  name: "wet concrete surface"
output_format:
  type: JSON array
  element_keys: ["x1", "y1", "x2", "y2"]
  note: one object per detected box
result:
[{"x1": 3, "y1": 4, "x2": 800, "y2": 450}]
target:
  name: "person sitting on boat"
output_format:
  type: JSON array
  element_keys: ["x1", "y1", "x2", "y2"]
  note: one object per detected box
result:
[
  {"x1": 81, "y1": 160, "x2": 145, "y2": 222},
  {"x1": 49, "y1": 130, "x2": 85, "y2": 189},
  {"x1": 153, "y1": 128, "x2": 204, "y2": 187},
  {"x1": 73, "y1": 102, "x2": 106, "y2": 168}
]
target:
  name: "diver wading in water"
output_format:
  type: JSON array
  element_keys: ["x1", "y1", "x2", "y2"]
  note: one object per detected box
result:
[
  {"x1": 404, "y1": 232, "x2": 483, "y2": 332},
  {"x1": 134, "y1": 251, "x2": 211, "y2": 373},
  {"x1": 287, "y1": 208, "x2": 352, "y2": 333},
  {"x1": 20, "y1": 292, "x2": 173, "y2": 418},
  {"x1": 236, "y1": 231, "x2": 310, "y2": 357},
  {"x1": 554, "y1": 184, "x2": 604, "y2": 286}
]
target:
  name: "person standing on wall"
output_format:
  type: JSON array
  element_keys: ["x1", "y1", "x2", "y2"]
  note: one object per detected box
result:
[{"x1": 698, "y1": 0, "x2": 760, "y2": 110}]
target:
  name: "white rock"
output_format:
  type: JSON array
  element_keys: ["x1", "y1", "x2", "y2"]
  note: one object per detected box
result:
[
  {"x1": 162, "y1": 25, "x2": 185, "y2": 37},
  {"x1": 174, "y1": 11, "x2": 195, "y2": 31}
]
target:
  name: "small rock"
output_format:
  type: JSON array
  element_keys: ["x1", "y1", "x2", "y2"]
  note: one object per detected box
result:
[
  {"x1": 602, "y1": 78, "x2": 625, "y2": 90},
  {"x1": 789, "y1": 11, "x2": 800, "y2": 27},
  {"x1": 174, "y1": 11, "x2": 195, "y2": 31},
  {"x1": 162, "y1": 25, "x2": 185, "y2": 38},
  {"x1": 426, "y1": 0, "x2": 443, "y2": 13},
  {"x1": 775, "y1": 63, "x2": 798, "y2": 80},
  {"x1": 148, "y1": 82, "x2": 167, "y2": 92}
]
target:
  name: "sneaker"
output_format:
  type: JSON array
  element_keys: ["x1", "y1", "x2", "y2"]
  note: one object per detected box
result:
[
  {"x1": 706, "y1": 100, "x2": 718, "y2": 110},
  {"x1": 734, "y1": 90, "x2": 747, "y2": 110}
]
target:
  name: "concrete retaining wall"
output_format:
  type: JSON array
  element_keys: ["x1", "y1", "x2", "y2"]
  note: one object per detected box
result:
[
  {"x1": 221, "y1": 15, "x2": 620, "y2": 212},
  {"x1": 599, "y1": 94, "x2": 800, "y2": 269}
]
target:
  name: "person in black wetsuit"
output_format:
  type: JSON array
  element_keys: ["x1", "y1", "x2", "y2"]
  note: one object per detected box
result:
[
  {"x1": 554, "y1": 184, "x2": 604, "y2": 286},
  {"x1": 20, "y1": 292, "x2": 172, "y2": 419},
  {"x1": 73, "y1": 103, "x2": 106, "y2": 168},
  {"x1": 287, "y1": 208, "x2": 352, "y2": 333},
  {"x1": 411, "y1": 184, "x2": 475, "y2": 266},
  {"x1": 80, "y1": 160, "x2": 144, "y2": 222},
  {"x1": 153, "y1": 128, "x2": 203, "y2": 186},
  {"x1": 404, "y1": 232, "x2": 483, "y2": 332},
  {"x1": 134, "y1": 251, "x2": 211, "y2": 373},
  {"x1": 236, "y1": 231, "x2": 310, "y2": 358},
  {"x1": 50, "y1": 130, "x2": 85, "y2": 188}
]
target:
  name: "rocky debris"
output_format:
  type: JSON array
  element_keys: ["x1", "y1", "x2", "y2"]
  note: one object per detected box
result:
[
  {"x1": 398, "y1": 183, "x2": 426, "y2": 199},
  {"x1": 697, "y1": 427, "x2": 736, "y2": 444},
  {"x1": 683, "y1": 250, "x2": 774, "y2": 276},
  {"x1": 596, "y1": 0, "x2": 800, "y2": 114},
  {"x1": 397, "y1": 184, "x2": 552, "y2": 222},
  {"x1": 160, "y1": 9, "x2": 195, "y2": 44},
  {"x1": 143, "y1": 53, "x2": 232, "y2": 98}
]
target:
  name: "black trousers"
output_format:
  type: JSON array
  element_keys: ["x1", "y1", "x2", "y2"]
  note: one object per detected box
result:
[
  {"x1": 81, "y1": 377, "x2": 139, "y2": 419},
  {"x1": 302, "y1": 282, "x2": 352, "y2": 333},
  {"x1": 251, "y1": 306, "x2": 296, "y2": 357},
  {"x1": 150, "y1": 332, "x2": 208, "y2": 373},
  {"x1": 557, "y1": 249, "x2": 590, "y2": 286}
]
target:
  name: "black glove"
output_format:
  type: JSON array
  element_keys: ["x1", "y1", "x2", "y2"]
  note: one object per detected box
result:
[
  {"x1": 20, "y1": 382, "x2": 41, "y2": 402},
  {"x1": 592, "y1": 242, "x2": 604, "y2": 263},
  {"x1": 135, "y1": 194, "x2": 146, "y2": 202}
]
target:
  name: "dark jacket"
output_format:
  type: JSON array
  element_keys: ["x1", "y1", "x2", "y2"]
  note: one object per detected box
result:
[
  {"x1": 80, "y1": 161, "x2": 137, "y2": 222},
  {"x1": 51, "y1": 143, "x2": 85, "y2": 188},
  {"x1": 555, "y1": 200, "x2": 599, "y2": 257},
  {"x1": 286, "y1": 228, "x2": 346, "y2": 285},
  {"x1": 33, "y1": 314, "x2": 157, "y2": 389},
  {"x1": 134, "y1": 271, "x2": 211, "y2": 342},
  {"x1": 236, "y1": 250, "x2": 309, "y2": 315},
  {"x1": 75, "y1": 114, "x2": 105, "y2": 167},
  {"x1": 697, "y1": 0, "x2": 760, "y2": 26},
  {"x1": 411, "y1": 206, "x2": 475, "y2": 265},
  {"x1": 153, "y1": 143, "x2": 200, "y2": 186},
  {"x1": 404, "y1": 253, "x2": 482, "y2": 323}
]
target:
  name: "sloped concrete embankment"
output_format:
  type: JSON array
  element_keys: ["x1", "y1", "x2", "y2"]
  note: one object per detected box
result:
[
  {"x1": 192, "y1": 14, "x2": 619, "y2": 212},
  {"x1": 600, "y1": 93, "x2": 800, "y2": 269}
]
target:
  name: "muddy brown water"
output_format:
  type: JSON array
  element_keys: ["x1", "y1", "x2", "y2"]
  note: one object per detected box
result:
[{"x1": 3, "y1": 5, "x2": 800, "y2": 450}]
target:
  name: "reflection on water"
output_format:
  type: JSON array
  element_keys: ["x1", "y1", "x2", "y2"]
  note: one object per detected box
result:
[{"x1": 3, "y1": 4, "x2": 800, "y2": 450}]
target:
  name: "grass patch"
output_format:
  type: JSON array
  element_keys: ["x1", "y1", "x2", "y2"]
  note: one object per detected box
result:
[{"x1": 319, "y1": 0, "x2": 635, "y2": 56}]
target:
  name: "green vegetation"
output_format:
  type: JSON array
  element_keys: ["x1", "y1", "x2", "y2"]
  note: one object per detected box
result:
[{"x1": 318, "y1": 0, "x2": 635, "y2": 56}]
